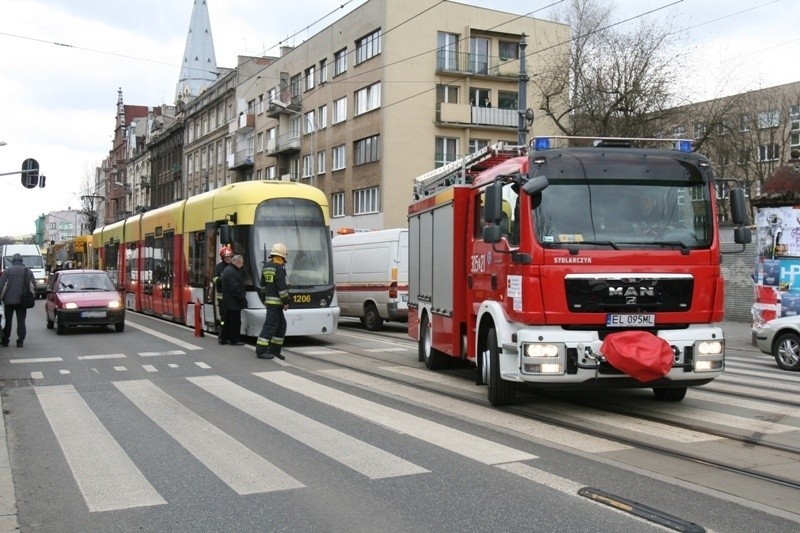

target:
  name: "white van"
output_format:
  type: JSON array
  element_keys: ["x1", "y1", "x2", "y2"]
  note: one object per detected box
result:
[
  {"x1": 1, "y1": 244, "x2": 47, "y2": 298},
  {"x1": 332, "y1": 228, "x2": 408, "y2": 330}
]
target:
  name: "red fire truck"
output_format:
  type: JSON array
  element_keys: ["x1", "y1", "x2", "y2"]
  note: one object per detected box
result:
[{"x1": 408, "y1": 138, "x2": 751, "y2": 406}]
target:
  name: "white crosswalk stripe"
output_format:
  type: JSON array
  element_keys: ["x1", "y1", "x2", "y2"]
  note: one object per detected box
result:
[
  {"x1": 114, "y1": 379, "x2": 304, "y2": 495},
  {"x1": 34, "y1": 385, "x2": 166, "y2": 512},
  {"x1": 188, "y1": 375, "x2": 429, "y2": 479},
  {"x1": 256, "y1": 371, "x2": 537, "y2": 464}
]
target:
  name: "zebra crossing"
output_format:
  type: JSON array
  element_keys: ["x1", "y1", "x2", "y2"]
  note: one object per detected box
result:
[{"x1": 7, "y1": 348, "x2": 800, "y2": 518}]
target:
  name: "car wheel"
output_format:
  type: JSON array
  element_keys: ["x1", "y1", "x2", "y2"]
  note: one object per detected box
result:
[
  {"x1": 56, "y1": 313, "x2": 65, "y2": 335},
  {"x1": 484, "y1": 328, "x2": 515, "y2": 406},
  {"x1": 363, "y1": 303, "x2": 383, "y2": 331},
  {"x1": 115, "y1": 322, "x2": 125, "y2": 333},
  {"x1": 652, "y1": 387, "x2": 687, "y2": 402},
  {"x1": 773, "y1": 331, "x2": 800, "y2": 370}
]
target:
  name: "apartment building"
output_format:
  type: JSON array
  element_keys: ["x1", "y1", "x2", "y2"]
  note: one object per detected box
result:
[
  {"x1": 666, "y1": 81, "x2": 800, "y2": 211},
  {"x1": 234, "y1": 0, "x2": 568, "y2": 231}
]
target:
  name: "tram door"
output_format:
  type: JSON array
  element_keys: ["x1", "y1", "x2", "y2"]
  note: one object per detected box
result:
[{"x1": 205, "y1": 223, "x2": 221, "y2": 333}]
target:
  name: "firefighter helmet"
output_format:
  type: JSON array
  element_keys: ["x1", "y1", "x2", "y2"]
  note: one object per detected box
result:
[
  {"x1": 219, "y1": 246, "x2": 234, "y2": 259},
  {"x1": 269, "y1": 242, "x2": 288, "y2": 260}
]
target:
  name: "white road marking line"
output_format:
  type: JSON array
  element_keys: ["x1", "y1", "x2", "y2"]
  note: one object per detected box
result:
[
  {"x1": 291, "y1": 348, "x2": 347, "y2": 356},
  {"x1": 189, "y1": 375, "x2": 428, "y2": 479},
  {"x1": 34, "y1": 385, "x2": 166, "y2": 512},
  {"x1": 114, "y1": 366, "x2": 127, "y2": 372},
  {"x1": 77, "y1": 354, "x2": 126, "y2": 361},
  {"x1": 142, "y1": 365, "x2": 158, "y2": 373},
  {"x1": 124, "y1": 321, "x2": 203, "y2": 351},
  {"x1": 194, "y1": 362, "x2": 211, "y2": 369},
  {"x1": 363, "y1": 347, "x2": 410, "y2": 353},
  {"x1": 257, "y1": 371, "x2": 536, "y2": 465},
  {"x1": 114, "y1": 380, "x2": 303, "y2": 494},
  {"x1": 690, "y1": 387, "x2": 799, "y2": 418},
  {"x1": 496, "y1": 462, "x2": 584, "y2": 494},
  {"x1": 10, "y1": 357, "x2": 62, "y2": 364},
  {"x1": 59, "y1": 369, "x2": 70, "y2": 375},
  {"x1": 139, "y1": 350, "x2": 186, "y2": 357},
  {"x1": 167, "y1": 364, "x2": 178, "y2": 368},
  {"x1": 320, "y1": 368, "x2": 630, "y2": 454},
  {"x1": 30, "y1": 372, "x2": 43, "y2": 380},
  {"x1": 633, "y1": 403, "x2": 797, "y2": 435}
]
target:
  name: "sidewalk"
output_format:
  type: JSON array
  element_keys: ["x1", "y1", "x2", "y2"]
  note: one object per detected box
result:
[{"x1": 721, "y1": 320, "x2": 758, "y2": 352}]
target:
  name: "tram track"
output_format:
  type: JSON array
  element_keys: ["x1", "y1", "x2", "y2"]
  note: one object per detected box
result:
[{"x1": 286, "y1": 332, "x2": 800, "y2": 495}]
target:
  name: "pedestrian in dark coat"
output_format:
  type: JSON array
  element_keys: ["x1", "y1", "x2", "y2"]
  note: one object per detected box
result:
[
  {"x1": 220, "y1": 254, "x2": 247, "y2": 346},
  {"x1": 0, "y1": 253, "x2": 36, "y2": 348},
  {"x1": 256, "y1": 243, "x2": 290, "y2": 360},
  {"x1": 213, "y1": 246, "x2": 234, "y2": 343}
]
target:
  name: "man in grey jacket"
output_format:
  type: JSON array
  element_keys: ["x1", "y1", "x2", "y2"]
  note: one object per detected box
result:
[{"x1": 0, "y1": 253, "x2": 36, "y2": 347}]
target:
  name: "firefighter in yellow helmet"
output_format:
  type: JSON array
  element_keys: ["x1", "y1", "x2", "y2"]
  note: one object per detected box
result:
[{"x1": 256, "y1": 243, "x2": 290, "y2": 359}]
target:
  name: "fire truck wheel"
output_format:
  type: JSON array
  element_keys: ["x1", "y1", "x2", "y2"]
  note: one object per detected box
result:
[
  {"x1": 652, "y1": 387, "x2": 687, "y2": 402},
  {"x1": 363, "y1": 304, "x2": 384, "y2": 331},
  {"x1": 773, "y1": 332, "x2": 800, "y2": 370},
  {"x1": 485, "y1": 328, "x2": 515, "y2": 406},
  {"x1": 420, "y1": 314, "x2": 448, "y2": 369}
]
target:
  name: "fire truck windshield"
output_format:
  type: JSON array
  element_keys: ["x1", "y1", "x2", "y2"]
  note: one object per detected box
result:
[{"x1": 533, "y1": 180, "x2": 713, "y2": 248}]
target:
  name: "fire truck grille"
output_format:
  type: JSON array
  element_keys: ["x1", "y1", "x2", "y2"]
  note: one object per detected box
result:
[{"x1": 565, "y1": 277, "x2": 694, "y2": 313}]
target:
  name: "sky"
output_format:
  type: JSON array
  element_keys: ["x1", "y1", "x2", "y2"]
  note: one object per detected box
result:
[{"x1": 0, "y1": 0, "x2": 797, "y2": 237}]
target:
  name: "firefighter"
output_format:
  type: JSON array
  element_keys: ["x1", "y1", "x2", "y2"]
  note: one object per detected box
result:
[
  {"x1": 256, "y1": 243, "x2": 290, "y2": 360},
  {"x1": 213, "y1": 246, "x2": 234, "y2": 344}
]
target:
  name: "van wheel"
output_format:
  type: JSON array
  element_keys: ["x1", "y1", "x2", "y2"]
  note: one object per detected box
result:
[
  {"x1": 485, "y1": 328, "x2": 515, "y2": 406},
  {"x1": 363, "y1": 304, "x2": 383, "y2": 331},
  {"x1": 419, "y1": 314, "x2": 448, "y2": 369}
]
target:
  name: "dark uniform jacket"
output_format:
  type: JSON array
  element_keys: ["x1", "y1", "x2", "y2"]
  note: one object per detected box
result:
[
  {"x1": 261, "y1": 260, "x2": 289, "y2": 307},
  {"x1": 221, "y1": 263, "x2": 247, "y2": 312},
  {"x1": 0, "y1": 259, "x2": 35, "y2": 305}
]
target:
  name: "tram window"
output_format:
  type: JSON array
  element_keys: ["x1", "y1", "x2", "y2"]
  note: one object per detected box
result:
[{"x1": 188, "y1": 231, "x2": 205, "y2": 287}]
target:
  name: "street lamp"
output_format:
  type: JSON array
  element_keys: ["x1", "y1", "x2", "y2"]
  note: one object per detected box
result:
[{"x1": 270, "y1": 100, "x2": 319, "y2": 186}]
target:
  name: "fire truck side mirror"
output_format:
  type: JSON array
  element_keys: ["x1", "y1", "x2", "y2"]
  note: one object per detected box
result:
[
  {"x1": 522, "y1": 174, "x2": 549, "y2": 196},
  {"x1": 484, "y1": 182, "x2": 502, "y2": 224},
  {"x1": 734, "y1": 226, "x2": 752, "y2": 245},
  {"x1": 483, "y1": 225, "x2": 502, "y2": 244},
  {"x1": 729, "y1": 187, "x2": 749, "y2": 226}
]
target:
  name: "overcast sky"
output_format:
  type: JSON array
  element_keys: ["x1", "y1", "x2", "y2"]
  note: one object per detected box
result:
[{"x1": 0, "y1": 0, "x2": 796, "y2": 237}]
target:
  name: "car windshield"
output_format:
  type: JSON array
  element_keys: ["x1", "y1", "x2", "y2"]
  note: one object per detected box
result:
[{"x1": 57, "y1": 273, "x2": 116, "y2": 292}]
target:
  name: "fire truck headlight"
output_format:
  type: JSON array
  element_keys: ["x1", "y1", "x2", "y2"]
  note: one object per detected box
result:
[
  {"x1": 693, "y1": 340, "x2": 724, "y2": 372},
  {"x1": 521, "y1": 342, "x2": 566, "y2": 375}
]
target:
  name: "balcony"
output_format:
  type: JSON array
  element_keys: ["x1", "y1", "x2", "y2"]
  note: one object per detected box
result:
[
  {"x1": 267, "y1": 99, "x2": 302, "y2": 118},
  {"x1": 229, "y1": 113, "x2": 255, "y2": 134},
  {"x1": 437, "y1": 102, "x2": 518, "y2": 128},
  {"x1": 267, "y1": 131, "x2": 301, "y2": 155},
  {"x1": 227, "y1": 148, "x2": 254, "y2": 169},
  {"x1": 436, "y1": 51, "x2": 519, "y2": 78}
]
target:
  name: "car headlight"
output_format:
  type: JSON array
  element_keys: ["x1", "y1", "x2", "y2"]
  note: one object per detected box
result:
[
  {"x1": 65, "y1": 302, "x2": 78, "y2": 309},
  {"x1": 108, "y1": 300, "x2": 122, "y2": 309}
]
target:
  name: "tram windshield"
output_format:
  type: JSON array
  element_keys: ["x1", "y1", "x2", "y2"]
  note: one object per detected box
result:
[{"x1": 252, "y1": 198, "x2": 333, "y2": 288}]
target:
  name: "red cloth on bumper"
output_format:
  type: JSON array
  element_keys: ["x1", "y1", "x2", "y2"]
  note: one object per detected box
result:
[{"x1": 601, "y1": 331, "x2": 673, "y2": 383}]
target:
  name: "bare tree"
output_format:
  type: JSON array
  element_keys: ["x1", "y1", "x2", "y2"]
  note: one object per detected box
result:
[{"x1": 535, "y1": 0, "x2": 685, "y2": 138}]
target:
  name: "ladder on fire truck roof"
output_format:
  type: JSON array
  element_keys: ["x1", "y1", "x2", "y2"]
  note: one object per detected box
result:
[{"x1": 413, "y1": 141, "x2": 526, "y2": 198}]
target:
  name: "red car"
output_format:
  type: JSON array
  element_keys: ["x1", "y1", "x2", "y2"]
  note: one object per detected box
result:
[{"x1": 45, "y1": 269, "x2": 125, "y2": 334}]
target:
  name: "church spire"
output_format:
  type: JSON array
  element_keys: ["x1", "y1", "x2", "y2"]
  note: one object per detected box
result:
[{"x1": 176, "y1": 0, "x2": 218, "y2": 104}]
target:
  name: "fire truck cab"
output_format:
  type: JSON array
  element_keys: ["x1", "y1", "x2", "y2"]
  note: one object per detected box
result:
[{"x1": 408, "y1": 138, "x2": 751, "y2": 406}]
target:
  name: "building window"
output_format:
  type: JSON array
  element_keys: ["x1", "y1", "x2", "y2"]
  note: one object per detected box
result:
[
  {"x1": 290, "y1": 116, "x2": 301, "y2": 137},
  {"x1": 739, "y1": 114, "x2": 751, "y2": 132},
  {"x1": 319, "y1": 58, "x2": 328, "y2": 84},
  {"x1": 672, "y1": 125, "x2": 686, "y2": 137},
  {"x1": 266, "y1": 166, "x2": 276, "y2": 180},
  {"x1": 317, "y1": 151, "x2": 326, "y2": 174},
  {"x1": 354, "y1": 82, "x2": 381, "y2": 115},
  {"x1": 499, "y1": 40, "x2": 519, "y2": 60},
  {"x1": 302, "y1": 154, "x2": 313, "y2": 178},
  {"x1": 355, "y1": 29, "x2": 381, "y2": 65},
  {"x1": 435, "y1": 137, "x2": 458, "y2": 167},
  {"x1": 758, "y1": 143, "x2": 780, "y2": 162},
  {"x1": 257, "y1": 132, "x2": 264, "y2": 152},
  {"x1": 304, "y1": 110, "x2": 316, "y2": 134},
  {"x1": 304, "y1": 66, "x2": 315, "y2": 91},
  {"x1": 333, "y1": 97, "x2": 347, "y2": 124},
  {"x1": 469, "y1": 88, "x2": 490, "y2": 108},
  {"x1": 318, "y1": 105, "x2": 328, "y2": 128},
  {"x1": 354, "y1": 135, "x2": 379, "y2": 165},
  {"x1": 332, "y1": 192, "x2": 345, "y2": 217},
  {"x1": 332, "y1": 144, "x2": 346, "y2": 170},
  {"x1": 354, "y1": 187, "x2": 379, "y2": 215},
  {"x1": 334, "y1": 48, "x2": 347, "y2": 76},
  {"x1": 758, "y1": 110, "x2": 779, "y2": 129},
  {"x1": 469, "y1": 37, "x2": 490, "y2": 74},
  {"x1": 693, "y1": 123, "x2": 706, "y2": 138},
  {"x1": 791, "y1": 132, "x2": 800, "y2": 150},
  {"x1": 436, "y1": 85, "x2": 459, "y2": 104},
  {"x1": 436, "y1": 32, "x2": 459, "y2": 70},
  {"x1": 469, "y1": 139, "x2": 489, "y2": 153},
  {"x1": 791, "y1": 105, "x2": 800, "y2": 131},
  {"x1": 498, "y1": 91, "x2": 517, "y2": 110},
  {"x1": 290, "y1": 74, "x2": 301, "y2": 98}
]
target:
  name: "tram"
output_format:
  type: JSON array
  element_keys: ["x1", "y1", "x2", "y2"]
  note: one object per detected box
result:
[{"x1": 92, "y1": 181, "x2": 339, "y2": 337}]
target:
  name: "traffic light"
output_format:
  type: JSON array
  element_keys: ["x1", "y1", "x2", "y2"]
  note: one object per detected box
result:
[{"x1": 21, "y1": 158, "x2": 39, "y2": 189}]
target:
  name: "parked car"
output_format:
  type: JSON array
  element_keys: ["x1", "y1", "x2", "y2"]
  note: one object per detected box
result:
[
  {"x1": 754, "y1": 316, "x2": 800, "y2": 370},
  {"x1": 44, "y1": 269, "x2": 125, "y2": 334}
]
